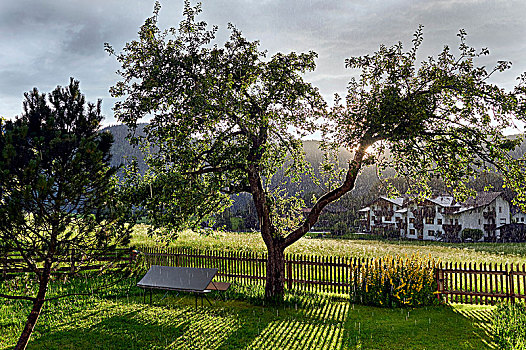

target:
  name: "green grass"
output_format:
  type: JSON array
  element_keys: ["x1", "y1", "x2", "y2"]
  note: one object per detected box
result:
[
  {"x1": 131, "y1": 225, "x2": 526, "y2": 265},
  {"x1": 0, "y1": 274, "x2": 495, "y2": 349},
  {"x1": 3, "y1": 227, "x2": 519, "y2": 349}
]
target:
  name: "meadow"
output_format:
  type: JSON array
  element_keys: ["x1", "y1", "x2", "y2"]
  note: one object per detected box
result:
[
  {"x1": 0, "y1": 273, "x2": 495, "y2": 350},
  {"x1": 131, "y1": 226, "x2": 526, "y2": 265},
  {"x1": 3, "y1": 228, "x2": 525, "y2": 349}
]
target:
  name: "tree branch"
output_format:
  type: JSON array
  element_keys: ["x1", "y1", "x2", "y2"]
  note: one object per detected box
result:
[
  {"x1": 182, "y1": 164, "x2": 244, "y2": 176},
  {"x1": 284, "y1": 136, "x2": 376, "y2": 247},
  {"x1": 0, "y1": 293, "x2": 36, "y2": 302}
]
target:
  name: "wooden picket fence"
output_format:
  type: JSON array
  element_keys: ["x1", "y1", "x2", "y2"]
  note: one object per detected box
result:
[
  {"x1": 1, "y1": 248, "x2": 135, "y2": 277},
  {"x1": 5, "y1": 245, "x2": 524, "y2": 305},
  {"x1": 140, "y1": 246, "x2": 526, "y2": 305},
  {"x1": 140, "y1": 246, "x2": 366, "y2": 294},
  {"x1": 436, "y1": 262, "x2": 526, "y2": 305}
]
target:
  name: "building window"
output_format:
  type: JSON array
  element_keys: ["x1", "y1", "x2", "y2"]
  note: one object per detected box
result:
[
  {"x1": 450, "y1": 219, "x2": 453, "y2": 224},
  {"x1": 428, "y1": 230, "x2": 435, "y2": 236},
  {"x1": 522, "y1": 217, "x2": 525, "y2": 223},
  {"x1": 410, "y1": 218, "x2": 415, "y2": 224},
  {"x1": 501, "y1": 218, "x2": 506, "y2": 224},
  {"x1": 425, "y1": 217, "x2": 433, "y2": 224},
  {"x1": 478, "y1": 219, "x2": 481, "y2": 225},
  {"x1": 499, "y1": 206, "x2": 502, "y2": 213},
  {"x1": 437, "y1": 219, "x2": 442, "y2": 225},
  {"x1": 410, "y1": 229, "x2": 416, "y2": 235},
  {"x1": 455, "y1": 219, "x2": 459, "y2": 225}
]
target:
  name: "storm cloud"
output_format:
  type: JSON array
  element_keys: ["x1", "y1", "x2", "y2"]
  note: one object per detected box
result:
[{"x1": 1, "y1": 0, "x2": 525, "y2": 126}]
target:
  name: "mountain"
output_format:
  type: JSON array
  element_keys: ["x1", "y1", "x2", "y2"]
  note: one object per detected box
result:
[
  {"x1": 102, "y1": 123, "x2": 526, "y2": 208},
  {"x1": 103, "y1": 124, "x2": 148, "y2": 174}
]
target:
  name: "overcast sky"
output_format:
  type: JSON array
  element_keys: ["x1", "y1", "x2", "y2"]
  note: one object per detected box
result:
[{"x1": 1, "y1": 0, "x2": 525, "y2": 128}]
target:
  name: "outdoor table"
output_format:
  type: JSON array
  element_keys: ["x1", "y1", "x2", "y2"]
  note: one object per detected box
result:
[{"x1": 137, "y1": 265, "x2": 219, "y2": 308}]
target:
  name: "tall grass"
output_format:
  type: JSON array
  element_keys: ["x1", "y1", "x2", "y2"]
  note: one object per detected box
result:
[
  {"x1": 493, "y1": 303, "x2": 526, "y2": 350},
  {"x1": 130, "y1": 225, "x2": 526, "y2": 265}
]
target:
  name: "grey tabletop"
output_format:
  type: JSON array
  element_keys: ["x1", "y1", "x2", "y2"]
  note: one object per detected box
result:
[{"x1": 137, "y1": 265, "x2": 218, "y2": 292}]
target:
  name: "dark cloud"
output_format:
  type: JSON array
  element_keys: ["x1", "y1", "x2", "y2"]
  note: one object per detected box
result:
[{"x1": 1, "y1": 0, "x2": 525, "y2": 126}]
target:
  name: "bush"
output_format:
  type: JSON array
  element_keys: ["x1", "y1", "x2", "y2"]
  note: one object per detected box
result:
[
  {"x1": 331, "y1": 222, "x2": 350, "y2": 236},
  {"x1": 493, "y1": 303, "x2": 526, "y2": 350},
  {"x1": 381, "y1": 229, "x2": 400, "y2": 240},
  {"x1": 352, "y1": 254, "x2": 440, "y2": 308},
  {"x1": 461, "y1": 228, "x2": 483, "y2": 242}
]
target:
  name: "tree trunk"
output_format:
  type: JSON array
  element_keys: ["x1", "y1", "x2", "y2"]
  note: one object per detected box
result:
[
  {"x1": 15, "y1": 265, "x2": 51, "y2": 350},
  {"x1": 265, "y1": 240, "x2": 285, "y2": 300}
]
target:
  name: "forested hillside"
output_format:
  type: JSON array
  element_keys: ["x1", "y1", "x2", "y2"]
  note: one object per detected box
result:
[
  {"x1": 103, "y1": 124, "x2": 526, "y2": 232},
  {"x1": 103, "y1": 124, "x2": 382, "y2": 196},
  {"x1": 103, "y1": 124, "x2": 148, "y2": 173}
]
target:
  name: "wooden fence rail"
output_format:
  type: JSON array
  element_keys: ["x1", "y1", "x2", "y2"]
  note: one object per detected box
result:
[
  {"x1": 140, "y1": 246, "x2": 365, "y2": 295},
  {"x1": 436, "y1": 261, "x2": 526, "y2": 304},
  {"x1": 140, "y1": 246, "x2": 526, "y2": 305},
  {"x1": 5, "y1": 246, "x2": 525, "y2": 305},
  {"x1": 1, "y1": 248, "x2": 135, "y2": 277}
]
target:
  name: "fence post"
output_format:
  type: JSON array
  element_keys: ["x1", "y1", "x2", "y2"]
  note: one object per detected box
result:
[
  {"x1": 130, "y1": 248, "x2": 138, "y2": 266},
  {"x1": 436, "y1": 267, "x2": 444, "y2": 301},
  {"x1": 286, "y1": 258, "x2": 293, "y2": 290},
  {"x1": 509, "y1": 264, "x2": 515, "y2": 304}
]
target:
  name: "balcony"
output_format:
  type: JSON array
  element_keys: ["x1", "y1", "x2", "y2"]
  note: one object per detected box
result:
[
  {"x1": 423, "y1": 207, "x2": 435, "y2": 218},
  {"x1": 483, "y1": 210, "x2": 496, "y2": 219},
  {"x1": 442, "y1": 207, "x2": 459, "y2": 215},
  {"x1": 396, "y1": 222, "x2": 407, "y2": 230},
  {"x1": 484, "y1": 223, "x2": 496, "y2": 232},
  {"x1": 442, "y1": 224, "x2": 462, "y2": 235},
  {"x1": 374, "y1": 209, "x2": 394, "y2": 218}
]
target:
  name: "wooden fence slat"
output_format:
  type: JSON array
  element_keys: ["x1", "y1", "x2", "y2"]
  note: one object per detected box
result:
[{"x1": 0, "y1": 246, "x2": 490, "y2": 305}]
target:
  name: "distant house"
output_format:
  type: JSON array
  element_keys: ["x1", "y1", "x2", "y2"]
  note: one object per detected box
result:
[
  {"x1": 357, "y1": 196, "x2": 403, "y2": 234},
  {"x1": 359, "y1": 192, "x2": 510, "y2": 241},
  {"x1": 511, "y1": 206, "x2": 526, "y2": 224}
]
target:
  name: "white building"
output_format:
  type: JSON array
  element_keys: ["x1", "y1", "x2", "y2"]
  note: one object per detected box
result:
[
  {"x1": 359, "y1": 192, "x2": 510, "y2": 242},
  {"x1": 512, "y1": 206, "x2": 526, "y2": 224},
  {"x1": 358, "y1": 196, "x2": 404, "y2": 234}
]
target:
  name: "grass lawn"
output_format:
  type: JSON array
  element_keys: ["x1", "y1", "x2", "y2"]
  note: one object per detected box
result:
[
  {"x1": 131, "y1": 225, "x2": 526, "y2": 265},
  {"x1": 0, "y1": 280, "x2": 496, "y2": 350},
  {"x1": 2, "y1": 227, "x2": 516, "y2": 349}
]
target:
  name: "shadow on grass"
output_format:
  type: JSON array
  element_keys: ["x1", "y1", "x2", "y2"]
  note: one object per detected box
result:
[
  {"x1": 452, "y1": 304, "x2": 497, "y2": 350},
  {"x1": 22, "y1": 292, "x2": 269, "y2": 350},
  {"x1": 221, "y1": 298, "x2": 349, "y2": 350},
  {"x1": 343, "y1": 303, "x2": 494, "y2": 350},
  {"x1": 25, "y1": 309, "x2": 190, "y2": 350},
  {"x1": 4, "y1": 281, "x2": 498, "y2": 350},
  {"x1": 215, "y1": 310, "x2": 271, "y2": 350}
]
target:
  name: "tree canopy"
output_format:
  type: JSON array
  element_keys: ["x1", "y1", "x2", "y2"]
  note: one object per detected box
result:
[
  {"x1": 108, "y1": 2, "x2": 526, "y2": 298},
  {"x1": 0, "y1": 78, "x2": 131, "y2": 349},
  {"x1": 107, "y1": 1, "x2": 325, "y2": 241},
  {"x1": 330, "y1": 26, "x2": 526, "y2": 205}
]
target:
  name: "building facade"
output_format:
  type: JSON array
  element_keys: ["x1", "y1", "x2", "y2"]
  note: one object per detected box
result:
[{"x1": 359, "y1": 192, "x2": 511, "y2": 241}]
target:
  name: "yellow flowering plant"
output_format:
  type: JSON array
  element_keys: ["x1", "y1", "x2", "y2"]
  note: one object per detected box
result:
[{"x1": 352, "y1": 254, "x2": 440, "y2": 308}]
